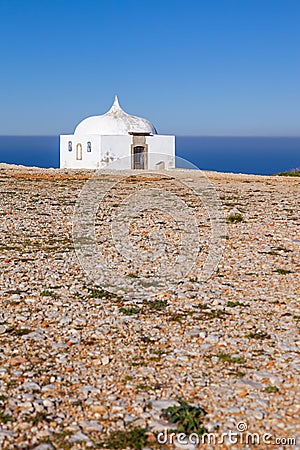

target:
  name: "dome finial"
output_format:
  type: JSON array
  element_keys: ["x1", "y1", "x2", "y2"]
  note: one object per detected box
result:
[
  {"x1": 107, "y1": 95, "x2": 122, "y2": 114},
  {"x1": 113, "y1": 95, "x2": 120, "y2": 109}
]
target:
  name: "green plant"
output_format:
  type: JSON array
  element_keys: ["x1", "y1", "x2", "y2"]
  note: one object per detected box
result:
[
  {"x1": 245, "y1": 331, "x2": 271, "y2": 340},
  {"x1": 274, "y1": 268, "x2": 293, "y2": 275},
  {"x1": 104, "y1": 427, "x2": 149, "y2": 450},
  {"x1": 227, "y1": 300, "x2": 249, "y2": 307},
  {"x1": 145, "y1": 299, "x2": 168, "y2": 310},
  {"x1": 263, "y1": 250, "x2": 280, "y2": 255},
  {"x1": 30, "y1": 412, "x2": 50, "y2": 425},
  {"x1": 168, "y1": 313, "x2": 186, "y2": 322},
  {"x1": 126, "y1": 273, "x2": 139, "y2": 278},
  {"x1": 14, "y1": 328, "x2": 33, "y2": 336},
  {"x1": 119, "y1": 307, "x2": 140, "y2": 315},
  {"x1": 132, "y1": 357, "x2": 147, "y2": 367},
  {"x1": 40, "y1": 290, "x2": 53, "y2": 296},
  {"x1": 226, "y1": 213, "x2": 243, "y2": 223},
  {"x1": 217, "y1": 353, "x2": 246, "y2": 364},
  {"x1": 136, "y1": 384, "x2": 154, "y2": 391},
  {"x1": 162, "y1": 400, "x2": 207, "y2": 435},
  {"x1": 51, "y1": 430, "x2": 73, "y2": 450},
  {"x1": 0, "y1": 412, "x2": 14, "y2": 423},
  {"x1": 88, "y1": 287, "x2": 115, "y2": 299},
  {"x1": 265, "y1": 385, "x2": 279, "y2": 393},
  {"x1": 227, "y1": 301, "x2": 241, "y2": 307},
  {"x1": 275, "y1": 168, "x2": 300, "y2": 177},
  {"x1": 152, "y1": 348, "x2": 169, "y2": 357},
  {"x1": 5, "y1": 327, "x2": 32, "y2": 336},
  {"x1": 193, "y1": 303, "x2": 209, "y2": 310},
  {"x1": 201, "y1": 310, "x2": 229, "y2": 320},
  {"x1": 232, "y1": 370, "x2": 246, "y2": 378},
  {"x1": 122, "y1": 376, "x2": 133, "y2": 382},
  {"x1": 140, "y1": 335, "x2": 153, "y2": 343}
]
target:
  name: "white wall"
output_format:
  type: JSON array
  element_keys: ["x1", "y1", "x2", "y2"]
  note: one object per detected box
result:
[
  {"x1": 60, "y1": 135, "x2": 101, "y2": 169},
  {"x1": 100, "y1": 135, "x2": 132, "y2": 168},
  {"x1": 146, "y1": 135, "x2": 175, "y2": 169},
  {"x1": 100, "y1": 135, "x2": 175, "y2": 170},
  {"x1": 60, "y1": 134, "x2": 175, "y2": 170}
]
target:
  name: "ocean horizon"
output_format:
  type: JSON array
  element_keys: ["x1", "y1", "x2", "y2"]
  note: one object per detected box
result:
[{"x1": 0, "y1": 135, "x2": 299, "y2": 175}]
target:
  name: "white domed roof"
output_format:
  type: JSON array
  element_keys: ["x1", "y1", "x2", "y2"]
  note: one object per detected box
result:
[{"x1": 74, "y1": 96, "x2": 157, "y2": 135}]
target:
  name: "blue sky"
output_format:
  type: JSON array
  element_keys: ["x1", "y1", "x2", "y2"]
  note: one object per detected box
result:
[{"x1": 0, "y1": 0, "x2": 299, "y2": 136}]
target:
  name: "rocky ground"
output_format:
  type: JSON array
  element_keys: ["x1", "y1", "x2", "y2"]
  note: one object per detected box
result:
[{"x1": 0, "y1": 164, "x2": 299, "y2": 449}]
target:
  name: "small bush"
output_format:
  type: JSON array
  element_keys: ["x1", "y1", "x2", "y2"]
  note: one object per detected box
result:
[
  {"x1": 40, "y1": 290, "x2": 53, "y2": 296},
  {"x1": 125, "y1": 273, "x2": 139, "y2": 278},
  {"x1": 5, "y1": 327, "x2": 32, "y2": 336},
  {"x1": 105, "y1": 427, "x2": 149, "y2": 449},
  {"x1": 226, "y1": 213, "x2": 243, "y2": 223},
  {"x1": 119, "y1": 307, "x2": 140, "y2": 315},
  {"x1": 162, "y1": 400, "x2": 207, "y2": 435},
  {"x1": 227, "y1": 301, "x2": 241, "y2": 307},
  {"x1": 245, "y1": 331, "x2": 271, "y2": 340},
  {"x1": 275, "y1": 168, "x2": 300, "y2": 177},
  {"x1": 274, "y1": 268, "x2": 293, "y2": 275},
  {"x1": 217, "y1": 353, "x2": 246, "y2": 364},
  {"x1": 145, "y1": 299, "x2": 168, "y2": 310},
  {"x1": 88, "y1": 287, "x2": 115, "y2": 299},
  {"x1": 0, "y1": 412, "x2": 14, "y2": 423},
  {"x1": 265, "y1": 385, "x2": 279, "y2": 393},
  {"x1": 13, "y1": 328, "x2": 33, "y2": 336}
]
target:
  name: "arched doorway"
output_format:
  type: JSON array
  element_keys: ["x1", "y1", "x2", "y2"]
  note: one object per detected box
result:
[
  {"x1": 132, "y1": 146, "x2": 146, "y2": 169},
  {"x1": 130, "y1": 133, "x2": 149, "y2": 169}
]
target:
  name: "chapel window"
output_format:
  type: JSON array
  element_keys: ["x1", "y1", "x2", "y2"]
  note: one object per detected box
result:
[
  {"x1": 76, "y1": 143, "x2": 82, "y2": 160},
  {"x1": 68, "y1": 141, "x2": 72, "y2": 151},
  {"x1": 87, "y1": 141, "x2": 92, "y2": 152}
]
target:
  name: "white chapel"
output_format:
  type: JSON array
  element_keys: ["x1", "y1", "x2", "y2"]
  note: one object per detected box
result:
[{"x1": 60, "y1": 96, "x2": 175, "y2": 170}]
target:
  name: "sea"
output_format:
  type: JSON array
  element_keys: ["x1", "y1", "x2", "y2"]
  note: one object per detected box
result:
[{"x1": 0, "y1": 136, "x2": 299, "y2": 175}]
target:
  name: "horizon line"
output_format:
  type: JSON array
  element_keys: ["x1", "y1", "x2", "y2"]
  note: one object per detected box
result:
[{"x1": 0, "y1": 134, "x2": 300, "y2": 138}]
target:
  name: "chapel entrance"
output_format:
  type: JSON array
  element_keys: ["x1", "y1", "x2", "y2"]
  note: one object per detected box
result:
[
  {"x1": 130, "y1": 133, "x2": 149, "y2": 170},
  {"x1": 133, "y1": 146, "x2": 146, "y2": 169}
]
